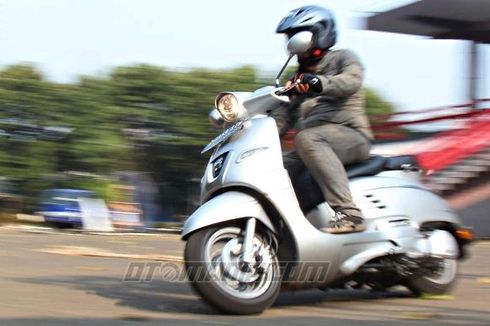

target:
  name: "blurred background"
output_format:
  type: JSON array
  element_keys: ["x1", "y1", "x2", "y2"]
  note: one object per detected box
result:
[{"x1": 0, "y1": 0, "x2": 488, "y2": 234}]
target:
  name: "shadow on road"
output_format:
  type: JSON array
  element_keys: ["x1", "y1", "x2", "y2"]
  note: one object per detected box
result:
[
  {"x1": 274, "y1": 287, "x2": 413, "y2": 308},
  {"x1": 0, "y1": 316, "x2": 456, "y2": 326},
  {"x1": 15, "y1": 275, "x2": 414, "y2": 315},
  {"x1": 9, "y1": 275, "x2": 490, "y2": 325},
  {"x1": 16, "y1": 275, "x2": 216, "y2": 314}
]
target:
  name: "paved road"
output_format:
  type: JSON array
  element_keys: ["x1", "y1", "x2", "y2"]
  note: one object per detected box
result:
[{"x1": 0, "y1": 225, "x2": 489, "y2": 325}]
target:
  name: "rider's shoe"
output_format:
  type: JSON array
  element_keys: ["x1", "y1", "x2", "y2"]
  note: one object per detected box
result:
[{"x1": 321, "y1": 212, "x2": 366, "y2": 234}]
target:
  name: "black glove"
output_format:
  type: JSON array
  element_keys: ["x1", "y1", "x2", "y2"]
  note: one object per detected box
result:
[{"x1": 298, "y1": 73, "x2": 322, "y2": 93}]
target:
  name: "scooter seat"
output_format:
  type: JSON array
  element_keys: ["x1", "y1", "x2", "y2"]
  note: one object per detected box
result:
[
  {"x1": 292, "y1": 155, "x2": 420, "y2": 213},
  {"x1": 384, "y1": 155, "x2": 418, "y2": 170},
  {"x1": 345, "y1": 155, "x2": 386, "y2": 178},
  {"x1": 292, "y1": 155, "x2": 387, "y2": 213}
]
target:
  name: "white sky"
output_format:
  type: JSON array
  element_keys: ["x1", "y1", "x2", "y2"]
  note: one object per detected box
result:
[{"x1": 0, "y1": 0, "x2": 488, "y2": 111}]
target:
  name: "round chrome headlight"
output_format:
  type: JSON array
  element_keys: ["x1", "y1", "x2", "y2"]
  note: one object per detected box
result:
[{"x1": 216, "y1": 94, "x2": 240, "y2": 122}]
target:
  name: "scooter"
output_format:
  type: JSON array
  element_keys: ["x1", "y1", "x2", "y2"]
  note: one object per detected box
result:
[{"x1": 182, "y1": 31, "x2": 473, "y2": 315}]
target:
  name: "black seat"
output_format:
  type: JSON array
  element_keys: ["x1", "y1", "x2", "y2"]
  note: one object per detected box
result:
[
  {"x1": 345, "y1": 155, "x2": 386, "y2": 178},
  {"x1": 291, "y1": 155, "x2": 419, "y2": 213},
  {"x1": 384, "y1": 155, "x2": 418, "y2": 170},
  {"x1": 292, "y1": 155, "x2": 387, "y2": 213}
]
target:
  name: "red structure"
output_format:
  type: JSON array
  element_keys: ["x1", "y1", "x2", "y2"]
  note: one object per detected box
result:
[
  {"x1": 371, "y1": 101, "x2": 490, "y2": 194},
  {"x1": 368, "y1": 99, "x2": 490, "y2": 173},
  {"x1": 415, "y1": 109, "x2": 490, "y2": 171}
]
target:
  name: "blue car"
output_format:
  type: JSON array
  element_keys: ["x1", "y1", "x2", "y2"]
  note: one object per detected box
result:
[{"x1": 36, "y1": 189, "x2": 95, "y2": 226}]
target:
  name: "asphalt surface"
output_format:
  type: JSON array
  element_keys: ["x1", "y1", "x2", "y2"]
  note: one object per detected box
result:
[{"x1": 0, "y1": 225, "x2": 489, "y2": 325}]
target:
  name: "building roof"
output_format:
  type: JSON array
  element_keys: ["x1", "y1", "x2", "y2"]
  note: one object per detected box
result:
[{"x1": 366, "y1": 0, "x2": 490, "y2": 43}]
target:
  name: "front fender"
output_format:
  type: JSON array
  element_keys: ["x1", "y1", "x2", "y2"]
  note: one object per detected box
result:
[{"x1": 181, "y1": 191, "x2": 276, "y2": 239}]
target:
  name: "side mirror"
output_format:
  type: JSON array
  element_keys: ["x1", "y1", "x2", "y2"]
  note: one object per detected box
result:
[
  {"x1": 208, "y1": 109, "x2": 224, "y2": 129},
  {"x1": 275, "y1": 31, "x2": 314, "y2": 87},
  {"x1": 287, "y1": 31, "x2": 314, "y2": 55}
]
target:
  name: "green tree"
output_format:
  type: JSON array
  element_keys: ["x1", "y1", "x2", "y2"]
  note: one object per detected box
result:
[
  {"x1": 0, "y1": 63, "x2": 397, "y2": 216},
  {"x1": 365, "y1": 87, "x2": 395, "y2": 117}
]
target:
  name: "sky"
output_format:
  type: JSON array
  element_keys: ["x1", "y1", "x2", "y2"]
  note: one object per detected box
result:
[{"x1": 0, "y1": 0, "x2": 488, "y2": 111}]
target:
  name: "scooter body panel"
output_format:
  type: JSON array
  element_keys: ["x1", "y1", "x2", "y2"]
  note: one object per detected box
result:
[{"x1": 185, "y1": 115, "x2": 464, "y2": 287}]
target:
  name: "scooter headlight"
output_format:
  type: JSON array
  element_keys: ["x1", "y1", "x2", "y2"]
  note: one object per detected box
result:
[{"x1": 216, "y1": 93, "x2": 242, "y2": 123}]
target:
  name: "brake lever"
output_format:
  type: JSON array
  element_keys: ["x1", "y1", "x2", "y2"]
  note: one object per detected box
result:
[{"x1": 275, "y1": 80, "x2": 300, "y2": 96}]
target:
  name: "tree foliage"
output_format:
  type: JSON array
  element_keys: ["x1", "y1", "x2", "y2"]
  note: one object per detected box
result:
[
  {"x1": 0, "y1": 63, "x2": 394, "y2": 216},
  {"x1": 364, "y1": 87, "x2": 395, "y2": 117}
]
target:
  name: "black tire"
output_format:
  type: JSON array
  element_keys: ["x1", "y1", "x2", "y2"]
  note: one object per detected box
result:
[
  {"x1": 184, "y1": 225, "x2": 281, "y2": 315},
  {"x1": 407, "y1": 258, "x2": 458, "y2": 296},
  {"x1": 46, "y1": 221, "x2": 77, "y2": 229}
]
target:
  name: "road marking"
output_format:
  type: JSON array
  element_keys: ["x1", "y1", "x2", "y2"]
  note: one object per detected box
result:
[
  {"x1": 420, "y1": 293, "x2": 455, "y2": 300},
  {"x1": 75, "y1": 266, "x2": 107, "y2": 271},
  {"x1": 86, "y1": 232, "x2": 180, "y2": 237},
  {"x1": 107, "y1": 240, "x2": 137, "y2": 245},
  {"x1": 0, "y1": 224, "x2": 181, "y2": 238},
  {"x1": 477, "y1": 277, "x2": 490, "y2": 284},
  {"x1": 35, "y1": 246, "x2": 183, "y2": 263},
  {"x1": 159, "y1": 292, "x2": 198, "y2": 301},
  {"x1": 399, "y1": 311, "x2": 440, "y2": 320}
]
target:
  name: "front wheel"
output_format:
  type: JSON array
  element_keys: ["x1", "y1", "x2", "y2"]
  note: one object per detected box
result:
[{"x1": 184, "y1": 225, "x2": 281, "y2": 314}]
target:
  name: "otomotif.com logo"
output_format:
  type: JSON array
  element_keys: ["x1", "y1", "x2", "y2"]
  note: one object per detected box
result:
[
  {"x1": 123, "y1": 261, "x2": 331, "y2": 284},
  {"x1": 124, "y1": 262, "x2": 185, "y2": 282}
]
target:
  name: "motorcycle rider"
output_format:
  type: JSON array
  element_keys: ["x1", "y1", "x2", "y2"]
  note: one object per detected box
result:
[{"x1": 273, "y1": 5, "x2": 374, "y2": 233}]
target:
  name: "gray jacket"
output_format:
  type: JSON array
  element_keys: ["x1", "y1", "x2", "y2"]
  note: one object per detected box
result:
[{"x1": 272, "y1": 49, "x2": 373, "y2": 140}]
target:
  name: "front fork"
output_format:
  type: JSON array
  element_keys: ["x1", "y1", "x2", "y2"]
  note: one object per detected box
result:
[
  {"x1": 242, "y1": 217, "x2": 257, "y2": 265},
  {"x1": 240, "y1": 217, "x2": 275, "y2": 275}
]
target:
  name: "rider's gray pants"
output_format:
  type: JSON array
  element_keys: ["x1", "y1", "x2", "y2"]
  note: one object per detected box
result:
[{"x1": 283, "y1": 123, "x2": 371, "y2": 218}]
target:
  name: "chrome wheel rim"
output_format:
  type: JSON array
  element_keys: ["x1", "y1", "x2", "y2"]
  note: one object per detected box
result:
[
  {"x1": 426, "y1": 258, "x2": 457, "y2": 285},
  {"x1": 204, "y1": 227, "x2": 276, "y2": 300}
]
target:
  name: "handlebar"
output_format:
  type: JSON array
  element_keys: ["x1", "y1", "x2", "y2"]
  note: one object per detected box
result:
[{"x1": 274, "y1": 80, "x2": 300, "y2": 97}]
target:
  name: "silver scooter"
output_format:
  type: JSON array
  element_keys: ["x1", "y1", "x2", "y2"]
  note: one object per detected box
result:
[{"x1": 182, "y1": 31, "x2": 473, "y2": 315}]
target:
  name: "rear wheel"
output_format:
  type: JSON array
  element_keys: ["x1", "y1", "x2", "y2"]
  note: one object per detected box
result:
[
  {"x1": 185, "y1": 225, "x2": 281, "y2": 314},
  {"x1": 407, "y1": 230, "x2": 459, "y2": 295},
  {"x1": 407, "y1": 257, "x2": 458, "y2": 295}
]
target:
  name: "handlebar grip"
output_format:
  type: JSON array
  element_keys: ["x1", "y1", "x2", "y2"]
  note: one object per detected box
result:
[{"x1": 275, "y1": 86, "x2": 296, "y2": 96}]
